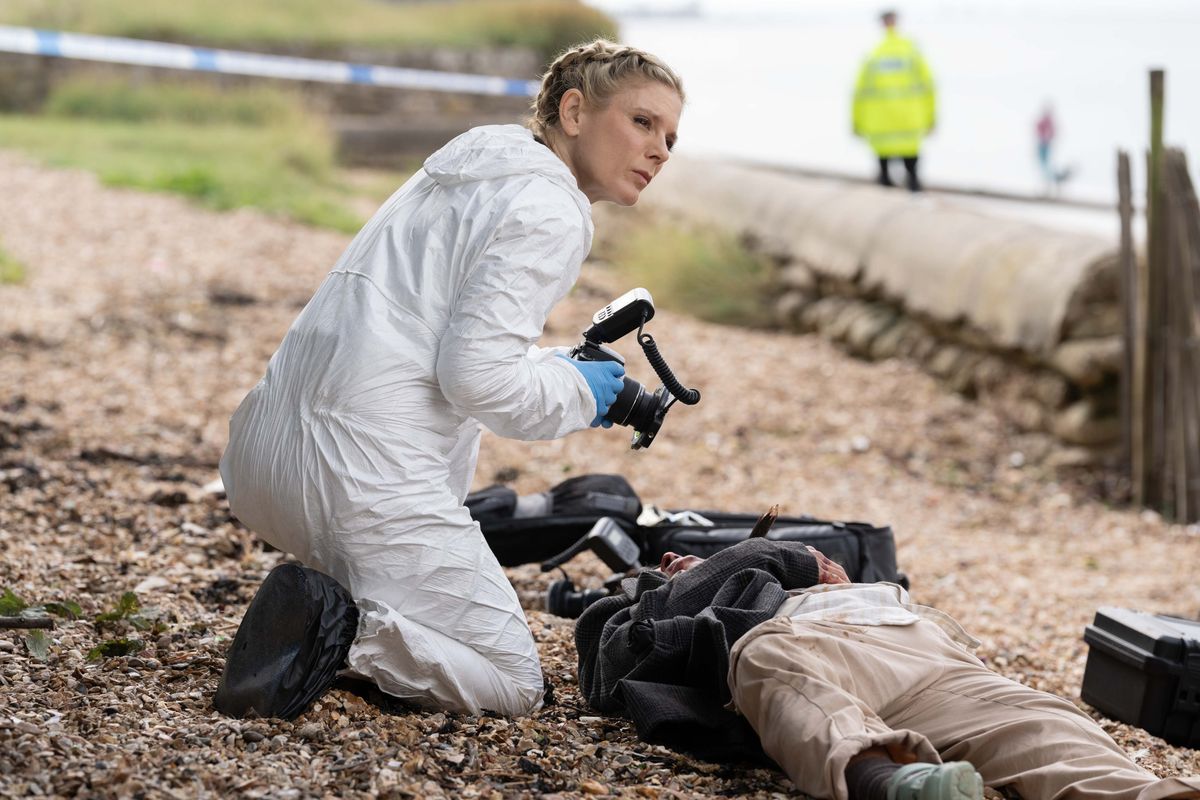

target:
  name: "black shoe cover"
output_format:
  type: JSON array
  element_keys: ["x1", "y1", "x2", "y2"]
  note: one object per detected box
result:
[{"x1": 214, "y1": 563, "x2": 359, "y2": 720}]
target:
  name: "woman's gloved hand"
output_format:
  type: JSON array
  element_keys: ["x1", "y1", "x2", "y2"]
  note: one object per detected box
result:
[{"x1": 558, "y1": 355, "x2": 624, "y2": 428}]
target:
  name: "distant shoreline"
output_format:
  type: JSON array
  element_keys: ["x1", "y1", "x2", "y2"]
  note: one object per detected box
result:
[{"x1": 736, "y1": 157, "x2": 1119, "y2": 212}]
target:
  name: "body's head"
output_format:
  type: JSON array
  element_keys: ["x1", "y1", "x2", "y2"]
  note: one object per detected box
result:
[
  {"x1": 659, "y1": 550, "x2": 704, "y2": 577},
  {"x1": 530, "y1": 39, "x2": 684, "y2": 206},
  {"x1": 880, "y1": 9, "x2": 898, "y2": 29}
]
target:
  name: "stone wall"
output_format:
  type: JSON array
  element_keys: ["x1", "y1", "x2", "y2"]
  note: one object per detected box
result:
[{"x1": 637, "y1": 158, "x2": 1123, "y2": 456}]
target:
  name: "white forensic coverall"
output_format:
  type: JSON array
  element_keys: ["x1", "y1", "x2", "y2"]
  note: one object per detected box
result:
[{"x1": 219, "y1": 124, "x2": 597, "y2": 716}]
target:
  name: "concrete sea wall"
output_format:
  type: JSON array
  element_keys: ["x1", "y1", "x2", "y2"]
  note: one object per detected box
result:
[{"x1": 639, "y1": 158, "x2": 1123, "y2": 456}]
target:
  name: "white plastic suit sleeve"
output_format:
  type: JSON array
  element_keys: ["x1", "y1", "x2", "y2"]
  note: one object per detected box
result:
[{"x1": 437, "y1": 186, "x2": 595, "y2": 440}]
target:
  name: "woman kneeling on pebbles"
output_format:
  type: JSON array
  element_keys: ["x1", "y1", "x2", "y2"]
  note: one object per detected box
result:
[{"x1": 213, "y1": 39, "x2": 683, "y2": 718}]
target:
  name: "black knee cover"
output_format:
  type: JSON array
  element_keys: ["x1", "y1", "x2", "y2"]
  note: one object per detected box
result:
[{"x1": 214, "y1": 563, "x2": 359, "y2": 720}]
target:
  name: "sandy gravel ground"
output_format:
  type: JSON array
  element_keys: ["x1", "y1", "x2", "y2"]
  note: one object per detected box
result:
[{"x1": 2, "y1": 151, "x2": 1199, "y2": 799}]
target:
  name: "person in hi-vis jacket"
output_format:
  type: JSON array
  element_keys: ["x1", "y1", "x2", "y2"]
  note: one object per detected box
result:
[
  {"x1": 217, "y1": 39, "x2": 684, "y2": 717},
  {"x1": 853, "y1": 9, "x2": 937, "y2": 192}
]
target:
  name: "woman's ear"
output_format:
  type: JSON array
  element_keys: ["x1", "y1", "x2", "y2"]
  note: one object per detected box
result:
[{"x1": 558, "y1": 88, "x2": 585, "y2": 137}]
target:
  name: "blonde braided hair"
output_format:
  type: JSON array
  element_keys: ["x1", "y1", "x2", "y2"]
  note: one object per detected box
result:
[{"x1": 529, "y1": 38, "x2": 684, "y2": 139}]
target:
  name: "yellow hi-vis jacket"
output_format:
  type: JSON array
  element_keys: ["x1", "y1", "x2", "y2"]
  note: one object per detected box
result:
[{"x1": 853, "y1": 31, "x2": 936, "y2": 157}]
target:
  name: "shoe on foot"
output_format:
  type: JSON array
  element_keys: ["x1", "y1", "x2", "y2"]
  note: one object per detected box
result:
[
  {"x1": 214, "y1": 563, "x2": 358, "y2": 720},
  {"x1": 886, "y1": 762, "x2": 984, "y2": 800}
]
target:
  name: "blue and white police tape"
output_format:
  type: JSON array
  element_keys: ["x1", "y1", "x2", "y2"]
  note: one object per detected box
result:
[{"x1": 0, "y1": 25, "x2": 540, "y2": 97}]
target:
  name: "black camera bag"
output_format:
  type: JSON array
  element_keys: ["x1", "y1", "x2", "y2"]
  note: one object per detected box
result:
[{"x1": 468, "y1": 474, "x2": 642, "y2": 567}]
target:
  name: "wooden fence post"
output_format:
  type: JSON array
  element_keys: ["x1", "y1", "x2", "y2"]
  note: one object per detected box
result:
[
  {"x1": 1123, "y1": 69, "x2": 1200, "y2": 522},
  {"x1": 1118, "y1": 151, "x2": 1137, "y2": 493},
  {"x1": 1165, "y1": 150, "x2": 1200, "y2": 520},
  {"x1": 1144, "y1": 69, "x2": 1167, "y2": 510}
]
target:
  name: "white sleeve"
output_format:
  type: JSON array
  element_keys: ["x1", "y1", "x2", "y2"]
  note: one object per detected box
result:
[{"x1": 436, "y1": 185, "x2": 595, "y2": 440}]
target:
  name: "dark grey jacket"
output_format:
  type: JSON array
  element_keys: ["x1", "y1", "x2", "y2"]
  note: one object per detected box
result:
[{"x1": 574, "y1": 539, "x2": 820, "y2": 762}]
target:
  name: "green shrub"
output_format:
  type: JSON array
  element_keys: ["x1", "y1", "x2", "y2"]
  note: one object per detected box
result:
[
  {"x1": 0, "y1": 0, "x2": 617, "y2": 59},
  {"x1": 427, "y1": 1, "x2": 620, "y2": 58},
  {"x1": 0, "y1": 110, "x2": 375, "y2": 232},
  {"x1": 611, "y1": 222, "x2": 773, "y2": 328},
  {"x1": 0, "y1": 246, "x2": 26, "y2": 285},
  {"x1": 152, "y1": 166, "x2": 223, "y2": 201}
]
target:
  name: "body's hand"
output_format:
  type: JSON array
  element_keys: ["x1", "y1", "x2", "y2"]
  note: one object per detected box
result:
[
  {"x1": 807, "y1": 546, "x2": 850, "y2": 584},
  {"x1": 559, "y1": 356, "x2": 624, "y2": 427}
]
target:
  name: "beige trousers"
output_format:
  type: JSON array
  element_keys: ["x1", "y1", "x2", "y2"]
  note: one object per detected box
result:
[{"x1": 728, "y1": 616, "x2": 1200, "y2": 800}]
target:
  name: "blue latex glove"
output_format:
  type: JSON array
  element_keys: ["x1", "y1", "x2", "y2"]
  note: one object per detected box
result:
[{"x1": 559, "y1": 355, "x2": 624, "y2": 428}]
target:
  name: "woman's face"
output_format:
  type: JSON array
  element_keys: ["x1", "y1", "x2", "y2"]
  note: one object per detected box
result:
[{"x1": 558, "y1": 80, "x2": 682, "y2": 206}]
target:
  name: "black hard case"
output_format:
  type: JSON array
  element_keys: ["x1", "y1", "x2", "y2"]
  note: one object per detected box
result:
[{"x1": 1082, "y1": 607, "x2": 1200, "y2": 748}]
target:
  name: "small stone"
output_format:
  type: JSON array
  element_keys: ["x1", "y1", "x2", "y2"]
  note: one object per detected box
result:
[
  {"x1": 242, "y1": 730, "x2": 265, "y2": 743},
  {"x1": 1048, "y1": 492, "x2": 1072, "y2": 510},
  {"x1": 134, "y1": 576, "x2": 170, "y2": 593},
  {"x1": 297, "y1": 723, "x2": 324, "y2": 741},
  {"x1": 580, "y1": 780, "x2": 608, "y2": 795}
]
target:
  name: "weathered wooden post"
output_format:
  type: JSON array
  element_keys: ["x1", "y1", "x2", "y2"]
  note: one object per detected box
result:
[
  {"x1": 1141, "y1": 69, "x2": 1166, "y2": 509},
  {"x1": 1118, "y1": 151, "x2": 1136, "y2": 492},
  {"x1": 1165, "y1": 149, "x2": 1200, "y2": 520}
]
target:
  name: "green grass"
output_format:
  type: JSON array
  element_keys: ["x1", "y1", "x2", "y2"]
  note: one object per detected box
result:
[
  {"x1": 0, "y1": 78, "x2": 407, "y2": 232},
  {"x1": 43, "y1": 78, "x2": 305, "y2": 127},
  {"x1": 0, "y1": 0, "x2": 617, "y2": 59},
  {"x1": 0, "y1": 244, "x2": 26, "y2": 285},
  {"x1": 612, "y1": 222, "x2": 773, "y2": 327}
]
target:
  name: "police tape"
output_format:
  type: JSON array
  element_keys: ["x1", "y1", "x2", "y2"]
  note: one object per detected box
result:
[{"x1": 0, "y1": 25, "x2": 540, "y2": 97}]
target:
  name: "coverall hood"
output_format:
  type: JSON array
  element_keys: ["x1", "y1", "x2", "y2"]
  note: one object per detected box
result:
[{"x1": 425, "y1": 124, "x2": 591, "y2": 218}]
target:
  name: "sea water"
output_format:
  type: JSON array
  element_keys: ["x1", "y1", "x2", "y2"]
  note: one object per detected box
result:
[{"x1": 598, "y1": 0, "x2": 1200, "y2": 205}]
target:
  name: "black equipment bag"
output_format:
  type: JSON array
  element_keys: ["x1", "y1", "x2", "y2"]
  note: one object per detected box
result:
[
  {"x1": 1082, "y1": 607, "x2": 1200, "y2": 748},
  {"x1": 469, "y1": 475, "x2": 905, "y2": 588},
  {"x1": 640, "y1": 512, "x2": 907, "y2": 588},
  {"x1": 468, "y1": 474, "x2": 641, "y2": 567}
]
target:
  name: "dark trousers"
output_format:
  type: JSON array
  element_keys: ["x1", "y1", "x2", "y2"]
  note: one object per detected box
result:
[{"x1": 878, "y1": 156, "x2": 921, "y2": 192}]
